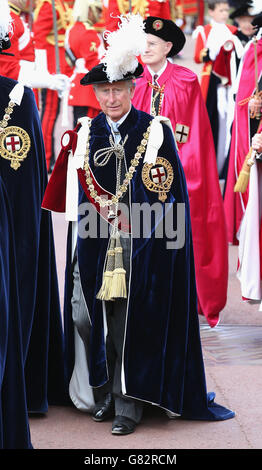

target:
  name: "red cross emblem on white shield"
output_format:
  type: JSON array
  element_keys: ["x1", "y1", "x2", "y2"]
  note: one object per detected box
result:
[
  {"x1": 150, "y1": 166, "x2": 166, "y2": 184},
  {"x1": 5, "y1": 135, "x2": 21, "y2": 152}
]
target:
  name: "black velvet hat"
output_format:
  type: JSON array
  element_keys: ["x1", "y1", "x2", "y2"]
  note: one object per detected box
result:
[
  {"x1": 0, "y1": 33, "x2": 12, "y2": 55},
  {"x1": 143, "y1": 16, "x2": 186, "y2": 57},
  {"x1": 229, "y1": 2, "x2": 255, "y2": 19},
  {"x1": 251, "y1": 12, "x2": 262, "y2": 28},
  {"x1": 80, "y1": 61, "x2": 143, "y2": 85}
]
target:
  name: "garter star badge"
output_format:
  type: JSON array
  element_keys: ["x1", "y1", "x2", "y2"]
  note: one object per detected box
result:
[
  {"x1": 142, "y1": 157, "x2": 174, "y2": 202},
  {"x1": 0, "y1": 126, "x2": 31, "y2": 170},
  {"x1": 153, "y1": 19, "x2": 163, "y2": 31}
]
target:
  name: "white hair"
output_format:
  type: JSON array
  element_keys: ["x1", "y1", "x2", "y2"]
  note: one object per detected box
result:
[{"x1": 0, "y1": 0, "x2": 13, "y2": 41}]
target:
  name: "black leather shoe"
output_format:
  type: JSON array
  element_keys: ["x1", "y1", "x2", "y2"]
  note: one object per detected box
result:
[
  {"x1": 112, "y1": 415, "x2": 136, "y2": 435},
  {"x1": 92, "y1": 393, "x2": 114, "y2": 422}
]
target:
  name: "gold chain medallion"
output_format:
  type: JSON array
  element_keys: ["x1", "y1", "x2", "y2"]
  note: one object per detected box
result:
[
  {"x1": 142, "y1": 157, "x2": 174, "y2": 202},
  {"x1": 0, "y1": 126, "x2": 31, "y2": 170}
]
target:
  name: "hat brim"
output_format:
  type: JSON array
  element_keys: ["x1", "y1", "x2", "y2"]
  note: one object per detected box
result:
[
  {"x1": 251, "y1": 12, "x2": 262, "y2": 28},
  {"x1": 80, "y1": 62, "x2": 144, "y2": 86},
  {"x1": 229, "y1": 5, "x2": 254, "y2": 20}
]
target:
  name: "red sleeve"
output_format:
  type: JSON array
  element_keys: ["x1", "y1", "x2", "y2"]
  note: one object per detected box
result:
[
  {"x1": 80, "y1": 30, "x2": 101, "y2": 70},
  {"x1": 0, "y1": 13, "x2": 24, "y2": 79},
  {"x1": 194, "y1": 30, "x2": 205, "y2": 63},
  {"x1": 33, "y1": 2, "x2": 55, "y2": 48}
]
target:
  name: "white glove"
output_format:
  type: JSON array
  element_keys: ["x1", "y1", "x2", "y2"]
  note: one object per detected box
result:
[
  {"x1": 18, "y1": 59, "x2": 70, "y2": 95},
  {"x1": 48, "y1": 73, "x2": 70, "y2": 96}
]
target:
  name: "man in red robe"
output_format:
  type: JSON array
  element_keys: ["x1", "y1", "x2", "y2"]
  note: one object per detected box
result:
[
  {"x1": 65, "y1": 0, "x2": 104, "y2": 127},
  {"x1": 224, "y1": 34, "x2": 262, "y2": 245},
  {"x1": 33, "y1": 0, "x2": 74, "y2": 172},
  {"x1": 133, "y1": 16, "x2": 229, "y2": 327},
  {"x1": 224, "y1": 13, "x2": 262, "y2": 307}
]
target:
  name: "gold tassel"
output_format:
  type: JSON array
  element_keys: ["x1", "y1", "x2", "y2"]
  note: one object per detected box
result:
[
  {"x1": 96, "y1": 236, "x2": 116, "y2": 301},
  {"x1": 234, "y1": 148, "x2": 255, "y2": 193},
  {"x1": 110, "y1": 233, "x2": 127, "y2": 299}
]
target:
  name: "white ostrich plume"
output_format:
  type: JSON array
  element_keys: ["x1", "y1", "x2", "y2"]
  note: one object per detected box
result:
[
  {"x1": 0, "y1": 0, "x2": 13, "y2": 41},
  {"x1": 102, "y1": 14, "x2": 146, "y2": 82},
  {"x1": 250, "y1": 0, "x2": 262, "y2": 16}
]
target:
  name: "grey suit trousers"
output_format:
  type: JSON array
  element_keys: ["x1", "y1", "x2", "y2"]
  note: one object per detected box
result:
[{"x1": 71, "y1": 235, "x2": 143, "y2": 423}]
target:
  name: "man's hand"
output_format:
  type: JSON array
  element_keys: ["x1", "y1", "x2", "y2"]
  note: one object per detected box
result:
[
  {"x1": 248, "y1": 96, "x2": 262, "y2": 118},
  {"x1": 252, "y1": 133, "x2": 262, "y2": 154}
]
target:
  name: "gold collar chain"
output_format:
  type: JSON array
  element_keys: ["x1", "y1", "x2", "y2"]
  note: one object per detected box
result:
[
  {"x1": 84, "y1": 120, "x2": 152, "y2": 208},
  {"x1": 0, "y1": 99, "x2": 16, "y2": 131},
  {"x1": 148, "y1": 81, "x2": 165, "y2": 116}
]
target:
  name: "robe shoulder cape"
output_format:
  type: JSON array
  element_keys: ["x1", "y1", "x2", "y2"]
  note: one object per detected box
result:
[
  {"x1": 43, "y1": 106, "x2": 235, "y2": 421},
  {"x1": 0, "y1": 175, "x2": 32, "y2": 448},
  {"x1": 133, "y1": 62, "x2": 228, "y2": 328},
  {"x1": 0, "y1": 76, "x2": 67, "y2": 413}
]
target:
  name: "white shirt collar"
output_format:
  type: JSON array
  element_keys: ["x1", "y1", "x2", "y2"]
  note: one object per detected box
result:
[
  {"x1": 106, "y1": 105, "x2": 132, "y2": 131},
  {"x1": 147, "y1": 60, "x2": 168, "y2": 81}
]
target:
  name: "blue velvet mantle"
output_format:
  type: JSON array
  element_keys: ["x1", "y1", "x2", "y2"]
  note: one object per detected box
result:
[
  {"x1": 0, "y1": 175, "x2": 32, "y2": 448},
  {"x1": 64, "y1": 107, "x2": 235, "y2": 421},
  {"x1": 0, "y1": 76, "x2": 67, "y2": 414}
]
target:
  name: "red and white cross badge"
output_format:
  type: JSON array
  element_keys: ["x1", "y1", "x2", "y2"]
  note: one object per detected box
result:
[
  {"x1": 150, "y1": 166, "x2": 166, "y2": 184},
  {"x1": 5, "y1": 134, "x2": 21, "y2": 152}
]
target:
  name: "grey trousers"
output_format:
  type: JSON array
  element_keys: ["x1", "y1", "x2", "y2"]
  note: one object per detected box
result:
[{"x1": 71, "y1": 235, "x2": 143, "y2": 423}]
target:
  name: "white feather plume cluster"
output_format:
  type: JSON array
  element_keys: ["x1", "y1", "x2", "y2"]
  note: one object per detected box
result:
[
  {"x1": 102, "y1": 14, "x2": 146, "y2": 82},
  {"x1": 0, "y1": 0, "x2": 13, "y2": 41},
  {"x1": 250, "y1": 0, "x2": 262, "y2": 16}
]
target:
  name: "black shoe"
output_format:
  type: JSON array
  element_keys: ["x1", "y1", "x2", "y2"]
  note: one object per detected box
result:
[
  {"x1": 92, "y1": 393, "x2": 114, "y2": 422},
  {"x1": 112, "y1": 415, "x2": 136, "y2": 435}
]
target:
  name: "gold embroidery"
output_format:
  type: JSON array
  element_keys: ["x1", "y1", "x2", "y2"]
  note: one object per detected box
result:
[
  {"x1": 116, "y1": 0, "x2": 149, "y2": 17},
  {"x1": 90, "y1": 41, "x2": 97, "y2": 52}
]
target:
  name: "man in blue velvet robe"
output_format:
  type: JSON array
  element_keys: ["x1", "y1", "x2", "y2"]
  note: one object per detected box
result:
[
  {"x1": 0, "y1": 3, "x2": 31, "y2": 448},
  {"x1": 43, "y1": 20, "x2": 235, "y2": 432},
  {"x1": 0, "y1": 0, "x2": 67, "y2": 418}
]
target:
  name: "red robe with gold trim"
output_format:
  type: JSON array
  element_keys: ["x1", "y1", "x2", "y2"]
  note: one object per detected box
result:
[
  {"x1": 66, "y1": 22, "x2": 103, "y2": 113},
  {"x1": 32, "y1": 0, "x2": 74, "y2": 170},
  {"x1": 33, "y1": 0, "x2": 73, "y2": 76},
  {"x1": 133, "y1": 61, "x2": 228, "y2": 327},
  {"x1": 105, "y1": 0, "x2": 171, "y2": 32}
]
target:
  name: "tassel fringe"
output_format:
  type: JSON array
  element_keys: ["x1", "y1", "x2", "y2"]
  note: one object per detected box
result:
[
  {"x1": 110, "y1": 268, "x2": 127, "y2": 299},
  {"x1": 96, "y1": 233, "x2": 127, "y2": 301},
  {"x1": 234, "y1": 148, "x2": 255, "y2": 193},
  {"x1": 96, "y1": 237, "x2": 116, "y2": 301}
]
